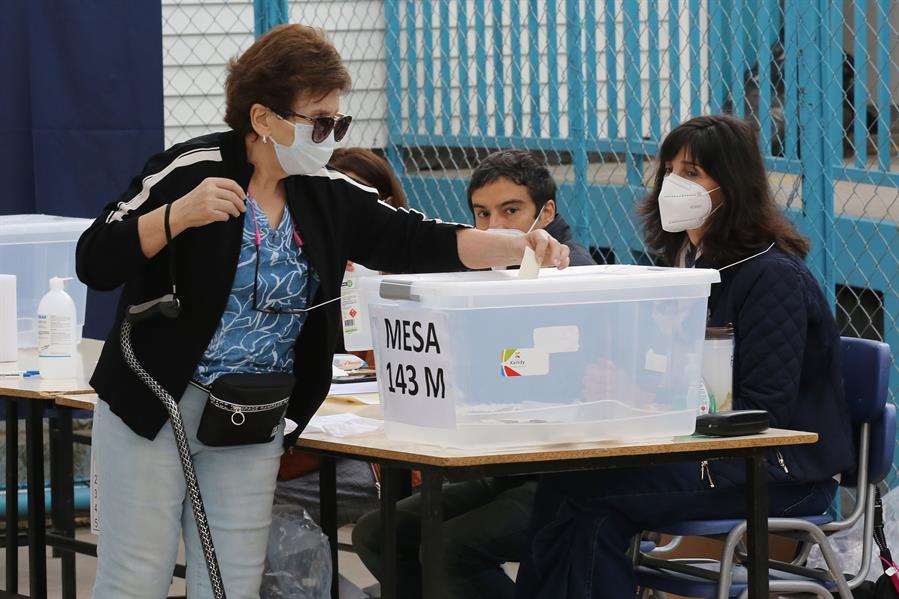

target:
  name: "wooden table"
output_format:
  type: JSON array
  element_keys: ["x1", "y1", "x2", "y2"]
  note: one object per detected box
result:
[
  {"x1": 0, "y1": 340, "x2": 101, "y2": 599},
  {"x1": 49, "y1": 380, "x2": 818, "y2": 599},
  {"x1": 298, "y1": 422, "x2": 817, "y2": 599}
]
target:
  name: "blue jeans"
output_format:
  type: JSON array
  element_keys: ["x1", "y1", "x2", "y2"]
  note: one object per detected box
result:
[
  {"x1": 91, "y1": 384, "x2": 284, "y2": 599},
  {"x1": 514, "y1": 463, "x2": 838, "y2": 599}
]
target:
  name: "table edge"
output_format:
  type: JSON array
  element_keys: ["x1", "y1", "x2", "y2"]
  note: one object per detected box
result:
[{"x1": 296, "y1": 429, "x2": 818, "y2": 467}]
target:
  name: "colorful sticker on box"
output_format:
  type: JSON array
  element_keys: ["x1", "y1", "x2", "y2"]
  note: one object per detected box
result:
[
  {"x1": 501, "y1": 348, "x2": 549, "y2": 377},
  {"x1": 500, "y1": 326, "x2": 579, "y2": 377}
]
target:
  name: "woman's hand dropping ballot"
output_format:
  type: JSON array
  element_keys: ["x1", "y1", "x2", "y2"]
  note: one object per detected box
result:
[
  {"x1": 519, "y1": 229, "x2": 568, "y2": 274},
  {"x1": 473, "y1": 203, "x2": 568, "y2": 276},
  {"x1": 458, "y1": 227, "x2": 570, "y2": 272}
]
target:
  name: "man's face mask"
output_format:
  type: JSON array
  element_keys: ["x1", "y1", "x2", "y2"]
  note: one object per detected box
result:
[
  {"x1": 657, "y1": 173, "x2": 721, "y2": 232},
  {"x1": 272, "y1": 116, "x2": 337, "y2": 176}
]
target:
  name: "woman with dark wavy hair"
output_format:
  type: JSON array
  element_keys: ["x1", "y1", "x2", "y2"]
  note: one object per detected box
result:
[
  {"x1": 515, "y1": 114, "x2": 853, "y2": 599},
  {"x1": 640, "y1": 113, "x2": 808, "y2": 266}
]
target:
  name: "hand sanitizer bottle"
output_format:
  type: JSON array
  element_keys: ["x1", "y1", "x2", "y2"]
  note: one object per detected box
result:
[
  {"x1": 341, "y1": 264, "x2": 377, "y2": 351},
  {"x1": 37, "y1": 277, "x2": 78, "y2": 379}
]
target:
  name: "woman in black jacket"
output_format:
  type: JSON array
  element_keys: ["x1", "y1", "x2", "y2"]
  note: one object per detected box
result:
[
  {"x1": 514, "y1": 114, "x2": 853, "y2": 599},
  {"x1": 79, "y1": 24, "x2": 569, "y2": 599}
]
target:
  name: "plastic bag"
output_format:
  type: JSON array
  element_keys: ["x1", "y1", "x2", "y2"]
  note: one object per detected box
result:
[
  {"x1": 260, "y1": 505, "x2": 332, "y2": 599},
  {"x1": 806, "y1": 487, "x2": 899, "y2": 583}
]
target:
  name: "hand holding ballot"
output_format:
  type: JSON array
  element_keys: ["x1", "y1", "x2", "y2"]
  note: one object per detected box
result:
[{"x1": 456, "y1": 227, "x2": 570, "y2": 271}]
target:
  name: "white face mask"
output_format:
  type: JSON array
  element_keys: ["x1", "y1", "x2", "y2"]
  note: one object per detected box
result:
[
  {"x1": 273, "y1": 117, "x2": 336, "y2": 175},
  {"x1": 657, "y1": 173, "x2": 721, "y2": 232}
]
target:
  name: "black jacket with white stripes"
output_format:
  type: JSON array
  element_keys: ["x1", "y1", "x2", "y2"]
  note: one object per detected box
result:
[{"x1": 77, "y1": 130, "x2": 465, "y2": 442}]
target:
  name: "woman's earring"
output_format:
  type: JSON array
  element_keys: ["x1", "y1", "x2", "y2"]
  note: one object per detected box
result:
[{"x1": 262, "y1": 135, "x2": 269, "y2": 144}]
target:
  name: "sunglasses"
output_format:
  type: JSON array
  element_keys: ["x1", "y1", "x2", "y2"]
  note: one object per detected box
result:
[
  {"x1": 246, "y1": 194, "x2": 344, "y2": 315},
  {"x1": 279, "y1": 110, "x2": 352, "y2": 143}
]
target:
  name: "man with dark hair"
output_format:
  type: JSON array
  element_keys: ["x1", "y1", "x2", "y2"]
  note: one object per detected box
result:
[
  {"x1": 352, "y1": 151, "x2": 594, "y2": 599},
  {"x1": 468, "y1": 150, "x2": 594, "y2": 266}
]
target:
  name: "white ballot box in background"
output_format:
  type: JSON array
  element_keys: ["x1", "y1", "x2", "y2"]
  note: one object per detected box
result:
[
  {"x1": 363, "y1": 265, "x2": 721, "y2": 449},
  {"x1": 0, "y1": 214, "x2": 93, "y2": 348}
]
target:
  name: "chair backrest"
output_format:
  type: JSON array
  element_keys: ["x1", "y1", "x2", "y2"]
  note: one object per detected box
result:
[
  {"x1": 841, "y1": 337, "x2": 891, "y2": 424},
  {"x1": 840, "y1": 337, "x2": 893, "y2": 486},
  {"x1": 868, "y1": 403, "x2": 896, "y2": 485}
]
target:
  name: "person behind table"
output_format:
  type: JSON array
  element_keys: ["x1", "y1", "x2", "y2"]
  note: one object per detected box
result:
[
  {"x1": 514, "y1": 114, "x2": 854, "y2": 599},
  {"x1": 329, "y1": 147, "x2": 408, "y2": 210},
  {"x1": 77, "y1": 24, "x2": 569, "y2": 599},
  {"x1": 351, "y1": 150, "x2": 595, "y2": 599},
  {"x1": 468, "y1": 149, "x2": 593, "y2": 265}
]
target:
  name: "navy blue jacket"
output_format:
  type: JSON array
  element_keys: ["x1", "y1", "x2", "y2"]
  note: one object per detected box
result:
[
  {"x1": 544, "y1": 215, "x2": 595, "y2": 266},
  {"x1": 697, "y1": 248, "x2": 855, "y2": 485}
]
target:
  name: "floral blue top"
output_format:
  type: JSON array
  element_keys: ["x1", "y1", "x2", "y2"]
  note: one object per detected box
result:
[{"x1": 193, "y1": 200, "x2": 319, "y2": 385}]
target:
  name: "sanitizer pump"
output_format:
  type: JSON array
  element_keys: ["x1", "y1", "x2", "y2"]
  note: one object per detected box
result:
[{"x1": 37, "y1": 277, "x2": 78, "y2": 379}]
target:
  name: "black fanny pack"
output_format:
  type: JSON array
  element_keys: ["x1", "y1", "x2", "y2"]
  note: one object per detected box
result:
[{"x1": 193, "y1": 373, "x2": 295, "y2": 447}]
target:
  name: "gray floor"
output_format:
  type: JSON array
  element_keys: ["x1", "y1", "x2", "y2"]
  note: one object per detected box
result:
[{"x1": 1, "y1": 524, "x2": 376, "y2": 598}]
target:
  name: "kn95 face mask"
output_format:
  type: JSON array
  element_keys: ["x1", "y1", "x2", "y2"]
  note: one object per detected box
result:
[{"x1": 657, "y1": 173, "x2": 721, "y2": 232}]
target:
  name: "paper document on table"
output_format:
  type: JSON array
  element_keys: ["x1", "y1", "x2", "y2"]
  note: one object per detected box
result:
[
  {"x1": 328, "y1": 380, "x2": 379, "y2": 395},
  {"x1": 304, "y1": 413, "x2": 384, "y2": 437}
]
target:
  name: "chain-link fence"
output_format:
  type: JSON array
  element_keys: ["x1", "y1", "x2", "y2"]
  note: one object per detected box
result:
[
  {"x1": 162, "y1": 0, "x2": 255, "y2": 147},
  {"x1": 161, "y1": 1, "x2": 899, "y2": 472},
  {"x1": 162, "y1": 0, "x2": 388, "y2": 148}
]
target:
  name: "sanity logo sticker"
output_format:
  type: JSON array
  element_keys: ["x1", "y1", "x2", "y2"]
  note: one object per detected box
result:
[
  {"x1": 501, "y1": 348, "x2": 549, "y2": 377},
  {"x1": 500, "y1": 326, "x2": 579, "y2": 377}
]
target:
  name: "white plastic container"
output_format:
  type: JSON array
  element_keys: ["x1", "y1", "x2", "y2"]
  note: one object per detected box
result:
[
  {"x1": 364, "y1": 264, "x2": 721, "y2": 448},
  {"x1": 0, "y1": 214, "x2": 92, "y2": 347},
  {"x1": 341, "y1": 264, "x2": 379, "y2": 351},
  {"x1": 0, "y1": 275, "x2": 16, "y2": 362},
  {"x1": 37, "y1": 277, "x2": 79, "y2": 379}
]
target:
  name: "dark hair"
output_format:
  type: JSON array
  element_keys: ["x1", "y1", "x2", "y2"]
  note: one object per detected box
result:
[
  {"x1": 328, "y1": 148, "x2": 408, "y2": 209},
  {"x1": 224, "y1": 25, "x2": 351, "y2": 136},
  {"x1": 466, "y1": 150, "x2": 556, "y2": 215},
  {"x1": 638, "y1": 114, "x2": 809, "y2": 265}
]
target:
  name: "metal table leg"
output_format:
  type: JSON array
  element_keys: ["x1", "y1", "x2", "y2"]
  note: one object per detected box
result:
[
  {"x1": 745, "y1": 448, "x2": 769, "y2": 599},
  {"x1": 419, "y1": 470, "x2": 444, "y2": 599},
  {"x1": 24, "y1": 400, "x2": 46, "y2": 599},
  {"x1": 378, "y1": 465, "x2": 403, "y2": 599},
  {"x1": 319, "y1": 456, "x2": 338, "y2": 599},
  {"x1": 49, "y1": 408, "x2": 75, "y2": 599},
  {"x1": 5, "y1": 397, "x2": 19, "y2": 595}
]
